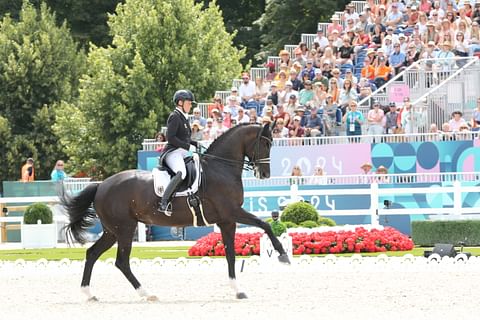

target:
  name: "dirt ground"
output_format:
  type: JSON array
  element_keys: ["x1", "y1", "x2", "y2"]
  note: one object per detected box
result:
[{"x1": 1, "y1": 257, "x2": 480, "y2": 320}]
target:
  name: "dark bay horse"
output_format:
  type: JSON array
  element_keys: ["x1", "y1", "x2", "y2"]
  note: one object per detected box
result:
[{"x1": 61, "y1": 122, "x2": 290, "y2": 301}]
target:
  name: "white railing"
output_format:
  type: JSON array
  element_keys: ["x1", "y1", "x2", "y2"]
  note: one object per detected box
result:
[
  {"x1": 242, "y1": 172, "x2": 480, "y2": 188},
  {"x1": 284, "y1": 45, "x2": 297, "y2": 59},
  {"x1": 214, "y1": 90, "x2": 231, "y2": 105},
  {"x1": 197, "y1": 102, "x2": 209, "y2": 118},
  {"x1": 232, "y1": 79, "x2": 242, "y2": 90},
  {"x1": 141, "y1": 131, "x2": 479, "y2": 151},
  {"x1": 300, "y1": 33, "x2": 316, "y2": 49},
  {"x1": 244, "y1": 181, "x2": 480, "y2": 223},
  {"x1": 317, "y1": 23, "x2": 328, "y2": 34},
  {"x1": 351, "y1": 1, "x2": 367, "y2": 14},
  {"x1": 250, "y1": 67, "x2": 267, "y2": 80}
]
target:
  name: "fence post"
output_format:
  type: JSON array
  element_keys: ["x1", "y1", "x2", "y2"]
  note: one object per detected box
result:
[
  {"x1": 370, "y1": 182, "x2": 379, "y2": 226},
  {"x1": 453, "y1": 180, "x2": 461, "y2": 214},
  {"x1": 137, "y1": 222, "x2": 146, "y2": 242}
]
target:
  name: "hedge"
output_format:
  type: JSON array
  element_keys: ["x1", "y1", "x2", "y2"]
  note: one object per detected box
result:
[{"x1": 412, "y1": 220, "x2": 480, "y2": 246}]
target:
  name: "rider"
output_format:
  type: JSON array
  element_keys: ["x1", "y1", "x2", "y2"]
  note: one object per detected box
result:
[{"x1": 158, "y1": 89, "x2": 198, "y2": 216}]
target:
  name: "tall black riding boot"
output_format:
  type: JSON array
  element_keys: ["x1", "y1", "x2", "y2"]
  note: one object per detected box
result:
[{"x1": 158, "y1": 172, "x2": 183, "y2": 216}]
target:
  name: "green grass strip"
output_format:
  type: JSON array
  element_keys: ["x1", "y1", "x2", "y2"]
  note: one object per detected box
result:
[{"x1": 1, "y1": 246, "x2": 479, "y2": 261}]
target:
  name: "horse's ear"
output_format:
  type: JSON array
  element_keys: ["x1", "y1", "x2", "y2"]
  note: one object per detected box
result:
[{"x1": 262, "y1": 122, "x2": 272, "y2": 136}]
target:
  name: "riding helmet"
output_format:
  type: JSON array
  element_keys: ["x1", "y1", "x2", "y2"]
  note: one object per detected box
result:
[{"x1": 173, "y1": 89, "x2": 196, "y2": 105}]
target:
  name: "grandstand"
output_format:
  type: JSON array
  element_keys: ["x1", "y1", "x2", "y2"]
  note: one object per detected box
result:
[{"x1": 178, "y1": 0, "x2": 480, "y2": 141}]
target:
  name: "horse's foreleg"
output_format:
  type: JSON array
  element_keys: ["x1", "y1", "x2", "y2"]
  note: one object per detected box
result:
[
  {"x1": 218, "y1": 222, "x2": 247, "y2": 299},
  {"x1": 115, "y1": 227, "x2": 158, "y2": 302},
  {"x1": 235, "y1": 209, "x2": 291, "y2": 264},
  {"x1": 81, "y1": 231, "x2": 117, "y2": 301}
]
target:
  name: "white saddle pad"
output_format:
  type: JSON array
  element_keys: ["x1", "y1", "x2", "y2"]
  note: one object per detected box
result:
[{"x1": 152, "y1": 153, "x2": 201, "y2": 198}]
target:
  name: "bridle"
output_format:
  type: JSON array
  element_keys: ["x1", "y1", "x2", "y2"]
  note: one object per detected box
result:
[{"x1": 201, "y1": 127, "x2": 272, "y2": 172}]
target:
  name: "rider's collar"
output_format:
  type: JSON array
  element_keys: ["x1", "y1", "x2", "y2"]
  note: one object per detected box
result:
[{"x1": 175, "y1": 107, "x2": 188, "y2": 119}]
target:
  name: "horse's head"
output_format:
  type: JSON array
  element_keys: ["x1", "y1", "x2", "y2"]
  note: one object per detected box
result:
[{"x1": 248, "y1": 122, "x2": 275, "y2": 179}]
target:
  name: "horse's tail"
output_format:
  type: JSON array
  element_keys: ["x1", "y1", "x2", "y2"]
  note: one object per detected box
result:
[{"x1": 61, "y1": 183, "x2": 99, "y2": 245}]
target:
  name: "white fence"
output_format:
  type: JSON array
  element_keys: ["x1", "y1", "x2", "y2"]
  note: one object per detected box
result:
[{"x1": 142, "y1": 131, "x2": 479, "y2": 151}]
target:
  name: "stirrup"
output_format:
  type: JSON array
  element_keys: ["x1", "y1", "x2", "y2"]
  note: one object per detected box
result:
[{"x1": 158, "y1": 202, "x2": 173, "y2": 217}]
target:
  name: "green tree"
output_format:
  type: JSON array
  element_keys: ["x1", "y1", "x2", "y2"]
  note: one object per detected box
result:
[
  {"x1": 0, "y1": 0, "x2": 123, "y2": 49},
  {"x1": 0, "y1": 1, "x2": 85, "y2": 180},
  {"x1": 54, "y1": 0, "x2": 243, "y2": 179},
  {"x1": 257, "y1": 0, "x2": 338, "y2": 58}
]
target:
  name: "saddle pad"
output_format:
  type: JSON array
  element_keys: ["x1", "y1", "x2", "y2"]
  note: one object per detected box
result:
[{"x1": 152, "y1": 153, "x2": 201, "y2": 198}]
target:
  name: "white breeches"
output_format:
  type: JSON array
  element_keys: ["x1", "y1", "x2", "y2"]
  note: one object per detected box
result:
[{"x1": 165, "y1": 148, "x2": 188, "y2": 179}]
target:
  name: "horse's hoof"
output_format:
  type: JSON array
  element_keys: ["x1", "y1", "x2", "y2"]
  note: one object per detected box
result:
[
  {"x1": 236, "y1": 292, "x2": 248, "y2": 299},
  {"x1": 146, "y1": 295, "x2": 159, "y2": 302},
  {"x1": 87, "y1": 296, "x2": 99, "y2": 302},
  {"x1": 278, "y1": 254, "x2": 291, "y2": 265}
]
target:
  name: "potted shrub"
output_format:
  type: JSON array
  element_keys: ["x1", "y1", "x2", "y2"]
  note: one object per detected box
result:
[{"x1": 21, "y1": 203, "x2": 57, "y2": 248}]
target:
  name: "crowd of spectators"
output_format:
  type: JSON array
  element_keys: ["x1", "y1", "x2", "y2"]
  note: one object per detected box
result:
[{"x1": 184, "y1": 0, "x2": 480, "y2": 142}]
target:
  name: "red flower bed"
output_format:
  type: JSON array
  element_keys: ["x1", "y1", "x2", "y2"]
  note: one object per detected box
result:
[{"x1": 188, "y1": 227, "x2": 414, "y2": 256}]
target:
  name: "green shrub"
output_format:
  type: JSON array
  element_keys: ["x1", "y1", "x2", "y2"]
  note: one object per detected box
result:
[
  {"x1": 318, "y1": 217, "x2": 336, "y2": 227},
  {"x1": 300, "y1": 220, "x2": 319, "y2": 228},
  {"x1": 412, "y1": 220, "x2": 480, "y2": 246},
  {"x1": 283, "y1": 221, "x2": 298, "y2": 229},
  {"x1": 23, "y1": 203, "x2": 53, "y2": 225},
  {"x1": 270, "y1": 220, "x2": 287, "y2": 237},
  {"x1": 281, "y1": 201, "x2": 319, "y2": 225}
]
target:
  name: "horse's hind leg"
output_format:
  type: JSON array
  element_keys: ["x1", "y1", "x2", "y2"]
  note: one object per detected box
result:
[
  {"x1": 218, "y1": 222, "x2": 247, "y2": 299},
  {"x1": 114, "y1": 224, "x2": 158, "y2": 301},
  {"x1": 235, "y1": 209, "x2": 290, "y2": 264},
  {"x1": 81, "y1": 230, "x2": 117, "y2": 301}
]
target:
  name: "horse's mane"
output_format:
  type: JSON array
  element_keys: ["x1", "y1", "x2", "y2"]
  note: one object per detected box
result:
[{"x1": 205, "y1": 123, "x2": 260, "y2": 154}]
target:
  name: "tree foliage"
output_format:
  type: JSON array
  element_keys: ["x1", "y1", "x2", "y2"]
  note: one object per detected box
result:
[
  {"x1": 257, "y1": 0, "x2": 339, "y2": 58},
  {"x1": 54, "y1": 0, "x2": 244, "y2": 179},
  {"x1": 0, "y1": 0, "x2": 123, "y2": 48},
  {"x1": 0, "y1": 1, "x2": 85, "y2": 180}
]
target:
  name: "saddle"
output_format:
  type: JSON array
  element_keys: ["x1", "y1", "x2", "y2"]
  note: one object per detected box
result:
[{"x1": 152, "y1": 152, "x2": 201, "y2": 198}]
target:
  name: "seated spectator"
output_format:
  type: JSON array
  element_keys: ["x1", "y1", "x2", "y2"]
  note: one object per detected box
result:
[
  {"x1": 313, "y1": 82, "x2": 327, "y2": 107},
  {"x1": 284, "y1": 94, "x2": 299, "y2": 118},
  {"x1": 265, "y1": 61, "x2": 276, "y2": 81},
  {"x1": 304, "y1": 107, "x2": 323, "y2": 137},
  {"x1": 226, "y1": 86, "x2": 242, "y2": 106},
  {"x1": 294, "y1": 107, "x2": 308, "y2": 127},
  {"x1": 298, "y1": 80, "x2": 315, "y2": 107},
  {"x1": 239, "y1": 72, "x2": 256, "y2": 107},
  {"x1": 386, "y1": 3, "x2": 403, "y2": 28},
  {"x1": 279, "y1": 81, "x2": 298, "y2": 106},
  {"x1": 288, "y1": 69, "x2": 303, "y2": 91},
  {"x1": 290, "y1": 165, "x2": 304, "y2": 185},
  {"x1": 191, "y1": 107, "x2": 206, "y2": 127},
  {"x1": 312, "y1": 68, "x2": 329, "y2": 89},
  {"x1": 375, "y1": 165, "x2": 390, "y2": 183},
  {"x1": 273, "y1": 118, "x2": 289, "y2": 138},
  {"x1": 292, "y1": 48, "x2": 306, "y2": 69},
  {"x1": 337, "y1": 37, "x2": 355, "y2": 66},
  {"x1": 353, "y1": 27, "x2": 371, "y2": 53},
  {"x1": 301, "y1": 60, "x2": 316, "y2": 81},
  {"x1": 339, "y1": 79, "x2": 358, "y2": 113},
  {"x1": 279, "y1": 49, "x2": 292, "y2": 68},
  {"x1": 323, "y1": 93, "x2": 342, "y2": 128},
  {"x1": 214, "y1": 117, "x2": 228, "y2": 138},
  {"x1": 234, "y1": 107, "x2": 250, "y2": 124},
  {"x1": 344, "y1": 69, "x2": 358, "y2": 88},
  {"x1": 255, "y1": 77, "x2": 270, "y2": 101},
  {"x1": 469, "y1": 22, "x2": 480, "y2": 56},
  {"x1": 222, "y1": 110, "x2": 233, "y2": 129},
  {"x1": 389, "y1": 43, "x2": 406, "y2": 75},
  {"x1": 320, "y1": 46, "x2": 337, "y2": 68},
  {"x1": 328, "y1": 77, "x2": 340, "y2": 105},
  {"x1": 203, "y1": 118, "x2": 216, "y2": 141},
  {"x1": 423, "y1": 21, "x2": 440, "y2": 45},
  {"x1": 191, "y1": 120, "x2": 204, "y2": 141},
  {"x1": 361, "y1": 57, "x2": 376, "y2": 84},
  {"x1": 288, "y1": 115, "x2": 305, "y2": 138},
  {"x1": 262, "y1": 105, "x2": 275, "y2": 120},
  {"x1": 314, "y1": 28, "x2": 329, "y2": 52},
  {"x1": 207, "y1": 96, "x2": 224, "y2": 117},
  {"x1": 328, "y1": 14, "x2": 343, "y2": 35},
  {"x1": 274, "y1": 103, "x2": 290, "y2": 125},
  {"x1": 224, "y1": 96, "x2": 241, "y2": 118},
  {"x1": 434, "y1": 41, "x2": 455, "y2": 73},
  {"x1": 448, "y1": 110, "x2": 467, "y2": 132},
  {"x1": 405, "y1": 42, "x2": 420, "y2": 67},
  {"x1": 210, "y1": 108, "x2": 222, "y2": 122},
  {"x1": 330, "y1": 68, "x2": 344, "y2": 88},
  {"x1": 275, "y1": 70, "x2": 288, "y2": 90},
  {"x1": 373, "y1": 56, "x2": 393, "y2": 89}
]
